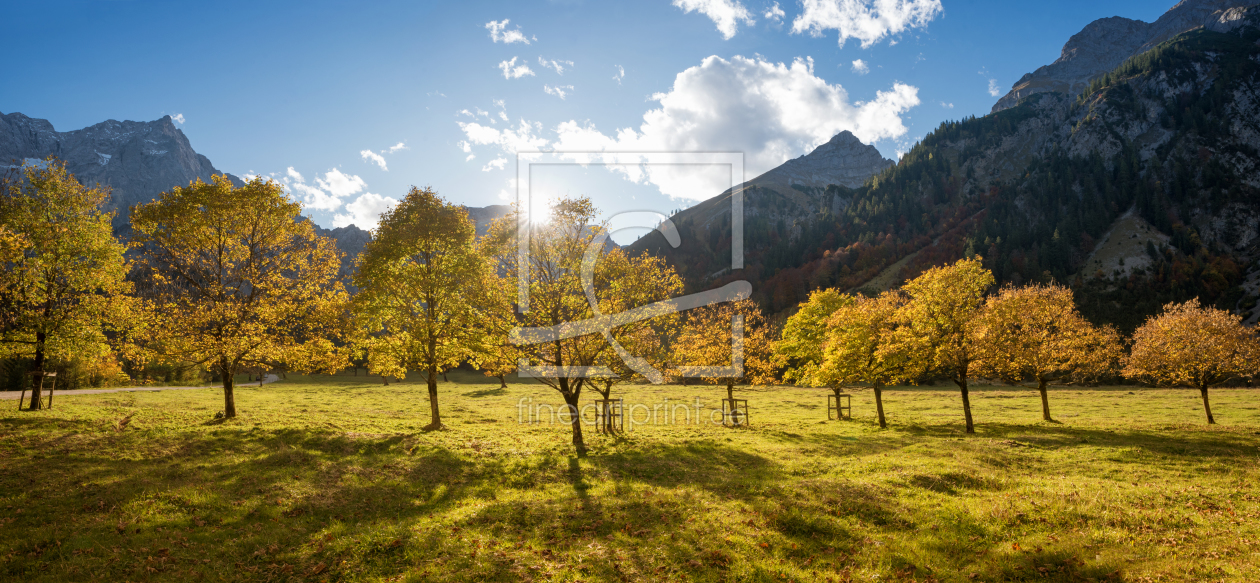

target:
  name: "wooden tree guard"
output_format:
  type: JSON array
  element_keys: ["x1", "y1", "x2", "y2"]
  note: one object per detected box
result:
[
  {"x1": 721, "y1": 398, "x2": 749, "y2": 427},
  {"x1": 593, "y1": 398, "x2": 623, "y2": 434},
  {"x1": 18, "y1": 371, "x2": 57, "y2": 411},
  {"x1": 828, "y1": 392, "x2": 851, "y2": 420}
]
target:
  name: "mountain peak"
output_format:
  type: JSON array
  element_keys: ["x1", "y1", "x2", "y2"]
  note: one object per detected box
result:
[
  {"x1": 752, "y1": 130, "x2": 893, "y2": 191},
  {"x1": 992, "y1": 0, "x2": 1260, "y2": 112},
  {"x1": 0, "y1": 111, "x2": 236, "y2": 225}
]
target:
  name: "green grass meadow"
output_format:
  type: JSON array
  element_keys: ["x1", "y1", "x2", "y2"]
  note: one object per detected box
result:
[{"x1": 1, "y1": 370, "x2": 1258, "y2": 582}]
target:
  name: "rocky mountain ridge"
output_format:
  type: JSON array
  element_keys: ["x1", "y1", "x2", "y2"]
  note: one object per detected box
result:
[
  {"x1": 0, "y1": 111, "x2": 243, "y2": 222},
  {"x1": 628, "y1": 130, "x2": 893, "y2": 265},
  {"x1": 635, "y1": 10, "x2": 1260, "y2": 330},
  {"x1": 1, "y1": 111, "x2": 516, "y2": 277},
  {"x1": 992, "y1": 0, "x2": 1260, "y2": 112}
]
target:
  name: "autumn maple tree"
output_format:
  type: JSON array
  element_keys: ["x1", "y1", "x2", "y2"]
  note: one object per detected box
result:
[
  {"x1": 895, "y1": 257, "x2": 995, "y2": 434},
  {"x1": 0, "y1": 160, "x2": 135, "y2": 409},
  {"x1": 501, "y1": 197, "x2": 684, "y2": 451},
  {"x1": 1122, "y1": 300, "x2": 1259, "y2": 424},
  {"x1": 973, "y1": 284, "x2": 1123, "y2": 421},
  {"x1": 130, "y1": 175, "x2": 348, "y2": 418},
  {"x1": 776, "y1": 288, "x2": 852, "y2": 388},
  {"x1": 816, "y1": 290, "x2": 913, "y2": 428},
  {"x1": 351, "y1": 187, "x2": 497, "y2": 430},
  {"x1": 672, "y1": 297, "x2": 776, "y2": 425}
]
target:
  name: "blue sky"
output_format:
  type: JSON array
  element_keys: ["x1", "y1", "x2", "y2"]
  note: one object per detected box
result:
[{"x1": 2, "y1": 0, "x2": 1169, "y2": 235}]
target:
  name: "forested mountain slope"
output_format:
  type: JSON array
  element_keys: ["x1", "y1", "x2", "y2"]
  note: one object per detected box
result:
[{"x1": 634, "y1": 10, "x2": 1260, "y2": 332}]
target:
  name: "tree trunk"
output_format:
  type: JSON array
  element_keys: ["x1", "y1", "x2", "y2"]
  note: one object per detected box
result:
[
  {"x1": 222, "y1": 365, "x2": 237, "y2": 419},
  {"x1": 1038, "y1": 378, "x2": 1052, "y2": 422},
  {"x1": 873, "y1": 381, "x2": 887, "y2": 428},
  {"x1": 497, "y1": 374, "x2": 507, "y2": 389},
  {"x1": 1200, "y1": 384, "x2": 1215, "y2": 425},
  {"x1": 423, "y1": 364, "x2": 443, "y2": 430},
  {"x1": 562, "y1": 384, "x2": 586, "y2": 455},
  {"x1": 442, "y1": 371, "x2": 448, "y2": 382},
  {"x1": 955, "y1": 372, "x2": 974, "y2": 434},
  {"x1": 726, "y1": 381, "x2": 742, "y2": 425},
  {"x1": 27, "y1": 331, "x2": 47, "y2": 411}
]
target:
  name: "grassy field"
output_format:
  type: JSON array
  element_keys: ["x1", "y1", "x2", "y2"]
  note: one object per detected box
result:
[{"x1": 1, "y1": 370, "x2": 1258, "y2": 582}]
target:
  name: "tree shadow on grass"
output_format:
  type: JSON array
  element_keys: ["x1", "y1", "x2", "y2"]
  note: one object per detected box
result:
[{"x1": 460, "y1": 387, "x2": 508, "y2": 398}]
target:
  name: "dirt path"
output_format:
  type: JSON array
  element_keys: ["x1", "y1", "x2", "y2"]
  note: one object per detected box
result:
[{"x1": 0, "y1": 374, "x2": 280, "y2": 402}]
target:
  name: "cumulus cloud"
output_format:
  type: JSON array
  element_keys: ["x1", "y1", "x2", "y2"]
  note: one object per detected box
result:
[
  {"x1": 672, "y1": 0, "x2": 755, "y2": 40},
  {"x1": 360, "y1": 150, "x2": 388, "y2": 170},
  {"x1": 333, "y1": 192, "x2": 398, "y2": 230},
  {"x1": 765, "y1": 2, "x2": 785, "y2": 21},
  {"x1": 988, "y1": 78, "x2": 1002, "y2": 97},
  {"x1": 485, "y1": 19, "x2": 531, "y2": 44},
  {"x1": 387, "y1": 142, "x2": 407, "y2": 153},
  {"x1": 171, "y1": 113, "x2": 186, "y2": 124},
  {"x1": 459, "y1": 55, "x2": 919, "y2": 201},
  {"x1": 498, "y1": 57, "x2": 535, "y2": 79},
  {"x1": 482, "y1": 157, "x2": 508, "y2": 172},
  {"x1": 544, "y1": 85, "x2": 574, "y2": 99},
  {"x1": 538, "y1": 57, "x2": 574, "y2": 75},
  {"x1": 282, "y1": 167, "x2": 366, "y2": 211},
  {"x1": 940, "y1": 101, "x2": 954, "y2": 108},
  {"x1": 613, "y1": 65, "x2": 625, "y2": 84},
  {"x1": 851, "y1": 59, "x2": 869, "y2": 74},
  {"x1": 792, "y1": 0, "x2": 943, "y2": 48},
  {"x1": 458, "y1": 118, "x2": 549, "y2": 156},
  {"x1": 316, "y1": 168, "x2": 368, "y2": 199}
]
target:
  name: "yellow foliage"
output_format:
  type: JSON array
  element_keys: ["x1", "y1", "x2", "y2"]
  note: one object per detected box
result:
[
  {"x1": 672, "y1": 298, "x2": 777, "y2": 398},
  {"x1": 775, "y1": 288, "x2": 853, "y2": 386},
  {"x1": 1123, "y1": 300, "x2": 1259, "y2": 424},
  {"x1": 130, "y1": 175, "x2": 349, "y2": 417},
  {"x1": 351, "y1": 187, "x2": 498, "y2": 429},
  {"x1": 972, "y1": 284, "x2": 1123, "y2": 420},
  {"x1": 0, "y1": 159, "x2": 137, "y2": 408},
  {"x1": 894, "y1": 257, "x2": 994, "y2": 433}
]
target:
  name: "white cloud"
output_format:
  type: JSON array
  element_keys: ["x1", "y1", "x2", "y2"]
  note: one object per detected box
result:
[
  {"x1": 613, "y1": 65, "x2": 625, "y2": 85},
  {"x1": 988, "y1": 78, "x2": 1002, "y2": 97},
  {"x1": 485, "y1": 19, "x2": 531, "y2": 44},
  {"x1": 851, "y1": 59, "x2": 869, "y2": 74},
  {"x1": 792, "y1": 0, "x2": 943, "y2": 48},
  {"x1": 498, "y1": 57, "x2": 535, "y2": 79},
  {"x1": 538, "y1": 57, "x2": 574, "y2": 75},
  {"x1": 171, "y1": 113, "x2": 186, "y2": 124},
  {"x1": 940, "y1": 101, "x2": 954, "y2": 108},
  {"x1": 459, "y1": 56, "x2": 921, "y2": 200},
  {"x1": 482, "y1": 157, "x2": 508, "y2": 172},
  {"x1": 765, "y1": 2, "x2": 785, "y2": 21},
  {"x1": 283, "y1": 167, "x2": 352, "y2": 212},
  {"x1": 387, "y1": 142, "x2": 407, "y2": 153},
  {"x1": 547, "y1": 55, "x2": 917, "y2": 200},
  {"x1": 360, "y1": 150, "x2": 388, "y2": 170},
  {"x1": 672, "y1": 0, "x2": 755, "y2": 40},
  {"x1": 458, "y1": 118, "x2": 549, "y2": 156},
  {"x1": 466, "y1": 154, "x2": 476, "y2": 162},
  {"x1": 316, "y1": 168, "x2": 367, "y2": 199},
  {"x1": 544, "y1": 85, "x2": 574, "y2": 100},
  {"x1": 333, "y1": 192, "x2": 398, "y2": 230}
]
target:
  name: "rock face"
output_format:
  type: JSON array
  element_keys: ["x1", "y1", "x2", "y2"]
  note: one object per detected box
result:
[
  {"x1": 750, "y1": 131, "x2": 894, "y2": 192},
  {"x1": 0, "y1": 111, "x2": 242, "y2": 223},
  {"x1": 631, "y1": 130, "x2": 894, "y2": 252},
  {"x1": 992, "y1": 0, "x2": 1260, "y2": 112},
  {"x1": 464, "y1": 204, "x2": 512, "y2": 237}
]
